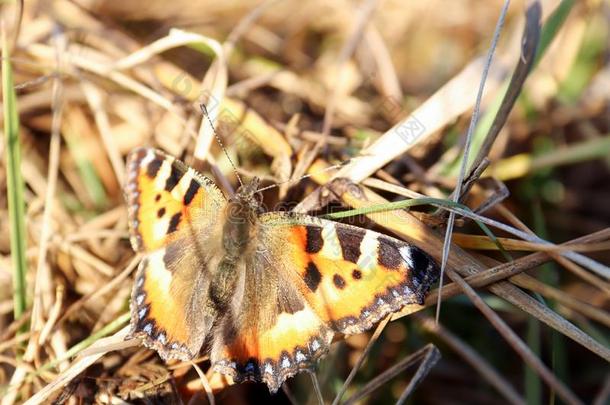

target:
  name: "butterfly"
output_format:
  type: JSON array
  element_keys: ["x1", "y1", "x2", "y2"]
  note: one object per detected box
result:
[{"x1": 124, "y1": 147, "x2": 439, "y2": 393}]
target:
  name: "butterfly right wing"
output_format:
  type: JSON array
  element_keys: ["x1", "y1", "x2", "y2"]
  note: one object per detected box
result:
[
  {"x1": 256, "y1": 212, "x2": 439, "y2": 335},
  {"x1": 209, "y1": 212, "x2": 439, "y2": 392},
  {"x1": 125, "y1": 148, "x2": 227, "y2": 360}
]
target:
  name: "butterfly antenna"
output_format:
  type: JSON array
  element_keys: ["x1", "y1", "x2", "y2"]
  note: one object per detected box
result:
[
  {"x1": 256, "y1": 159, "x2": 353, "y2": 193},
  {"x1": 200, "y1": 103, "x2": 244, "y2": 187}
]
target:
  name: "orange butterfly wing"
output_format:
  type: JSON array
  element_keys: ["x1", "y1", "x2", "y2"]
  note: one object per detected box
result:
[
  {"x1": 211, "y1": 275, "x2": 334, "y2": 392},
  {"x1": 260, "y1": 213, "x2": 439, "y2": 334},
  {"x1": 125, "y1": 147, "x2": 225, "y2": 252},
  {"x1": 125, "y1": 148, "x2": 226, "y2": 360},
  {"x1": 209, "y1": 213, "x2": 438, "y2": 392}
]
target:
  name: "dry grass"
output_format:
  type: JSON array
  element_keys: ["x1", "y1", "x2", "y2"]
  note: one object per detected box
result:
[{"x1": 0, "y1": 0, "x2": 609, "y2": 404}]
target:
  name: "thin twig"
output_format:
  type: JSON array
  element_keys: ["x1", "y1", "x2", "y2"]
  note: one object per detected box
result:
[
  {"x1": 447, "y1": 269, "x2": 584, "y2": 405},
  {"x1": 190, "y1": 361, "x2": 215, "y2": 405},
  {"x1": 309, "y1": 372, "x2": 324, "y2": 405},
  {"x1": 461, "y1": 0, "x2": 541, "y2": 198},
  {"x1": 331, "y1": 316, "x2": 390, "y2": 405},
  {"x1": 437, "y1": 0, "x2": 511, "y2": 323},
  {"x1": 343, "y1": 344, "x2": 440, "y2": 405},
  {"x1": 418, "y1": 315, "x2": 525, "y2": 405}
]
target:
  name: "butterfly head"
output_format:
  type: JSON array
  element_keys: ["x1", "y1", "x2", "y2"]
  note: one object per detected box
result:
[{"x1": 231, "y1": 177, "x2": 263, "y2": 217}]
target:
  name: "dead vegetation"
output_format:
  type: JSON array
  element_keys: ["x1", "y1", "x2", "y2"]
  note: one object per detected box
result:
[{"x1": 0, "y1": 0, "x2": 609, "y2": 404}]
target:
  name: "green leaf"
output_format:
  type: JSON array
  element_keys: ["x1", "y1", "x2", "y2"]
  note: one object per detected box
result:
[{"x1": 2, "y1": 27, "x2": 27, "y2": 322}]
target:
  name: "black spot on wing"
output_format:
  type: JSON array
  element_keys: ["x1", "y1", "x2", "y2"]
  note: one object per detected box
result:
[
  {"x1": 305, "y1": 226, "x2": 323, "y2": 253},
  {"x1": 352, "y1": 269, "x2": 362, "y2": 279},
  {"x1": 336, "y1": 227, "x2": 364, "y2": 263},
  {"x1": 167, "y1": 212, "x2": 182, "y2": 234},
  {"x1": 237, "y1": 358, "x2": 261, "y2": 380},
  {"x1": 409, "y1": 247, "x2": 430, "y2": 279},
  {"x1": 157, "y1": 207, "x2": 166, "y2": 218},
  {"x1": 333, "y1": 274, "x2": 346, "y2": 289},
  {"x1": 146, "y1": 159, "x2": 162, "y2": 178},
  {"x1": 304, "y1": 262, "x2": 322, "y2": 292},
  {"x1": 183, "y1": 178, "x2": 200, "y2": 205},
  {"x1": 164, "y1": 164, "x2": 181, "y2": 192},
  {"x1": 377, "y1": 237, "x2": 402, "y2": 269}
]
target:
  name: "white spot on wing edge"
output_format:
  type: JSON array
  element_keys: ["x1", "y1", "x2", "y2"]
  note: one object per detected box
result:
[
  {"x1": 358, "y1": 231, "x2": 379, "y2": 271},
  {"x1": 136, "y1": 276, "x2": 145, "y2": 288},
  {"x1": 173, "y1": 168, "x2": 195, "y2": 199},
  {"x1": 141, "y1": 149, "x2": 156, "y2": 168},
  {"x1": 126, "y1": 182, "x2": 138, "y2": 193},
  {"x1": 143, "y1": 323, "x2": 153, "y2": 334},
  {"x1": 136, "y1": 293, "x2": 145, "y2": 305},
  {"x1": 295, "y1": 350, "x2": 306, "y2": 363},
  {"x1": 320, "y1": 222, "x2": 342, "y2": 260},
  {"x1": 399, "y1": 245, "x2": 414, "y2": 269},
  {"x1": 263, "y1": 362, "x2": 274, "y2": 375},
  {"x1": 138, "y1": 307, "x2": 148, "y2": 320},
  {"x1": 281, "y1": 356, "x2": 291, "y2": 369},
  {"x1": 154, "y1": 156, "x2": 174, "y2": 190}
]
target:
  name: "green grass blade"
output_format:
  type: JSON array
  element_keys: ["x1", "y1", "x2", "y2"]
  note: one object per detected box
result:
[
  {"x1": 443, "y1": 0, "x2": 576, "y2": 177},
  {"x1": 534, "y1": 0, "x2": 575, "y2": 66},
  {"x1": 2, "y1": 27, "x2": 27, "y2": 321},
  {"x1": 63, "y1": 129, "x2": 108, "y2": 209},
  {"x1": 320, "y1": 197, "x2": 514, "y2": 260},
  {"x1": 319, "y1": 197, "x2": 450, "y2": 220}
]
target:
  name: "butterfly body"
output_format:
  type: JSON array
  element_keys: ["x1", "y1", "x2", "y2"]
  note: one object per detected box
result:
[
  {"x1": 125, "y1": 147, "x2": 439, "y2": 392},
  {"x1": 210, "y1": 179, "x2": 261, "y2": 311}
]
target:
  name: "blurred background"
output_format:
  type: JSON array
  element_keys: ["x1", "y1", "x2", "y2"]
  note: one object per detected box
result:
[{"x1": 0, "y1": 0, "x2": 609, "y2": 404}]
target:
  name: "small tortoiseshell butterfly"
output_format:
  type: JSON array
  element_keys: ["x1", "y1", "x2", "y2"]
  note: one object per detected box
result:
[{"x1": 124, "y1": 147, "x2": 439, "y2": 392}]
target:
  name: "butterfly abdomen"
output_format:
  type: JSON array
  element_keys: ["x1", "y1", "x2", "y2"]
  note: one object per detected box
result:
[{"x1": 209, "y1": 257, "x2": 240, "y2": 311}]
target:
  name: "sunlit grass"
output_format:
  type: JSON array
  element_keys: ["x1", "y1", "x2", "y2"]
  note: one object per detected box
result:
[{"x1": 2, "y1": 25, "x2": 27, "y2": 324}]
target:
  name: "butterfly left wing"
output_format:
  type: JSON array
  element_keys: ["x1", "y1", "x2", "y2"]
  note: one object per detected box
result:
[
  {"x1": 125, "y1": 147, "x2": 226, "y2": 253},
  {"x1": 125, "y1": 148, "x2": 227, "y2": 360},
  {"x1": 210, "y1": 212, "x2": 438, "y2": 392}
]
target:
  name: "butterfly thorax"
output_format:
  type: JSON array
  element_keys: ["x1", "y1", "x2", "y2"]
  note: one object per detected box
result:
[{"x1": 221, "y1": 178, "x2": 261, "y2": 260}]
